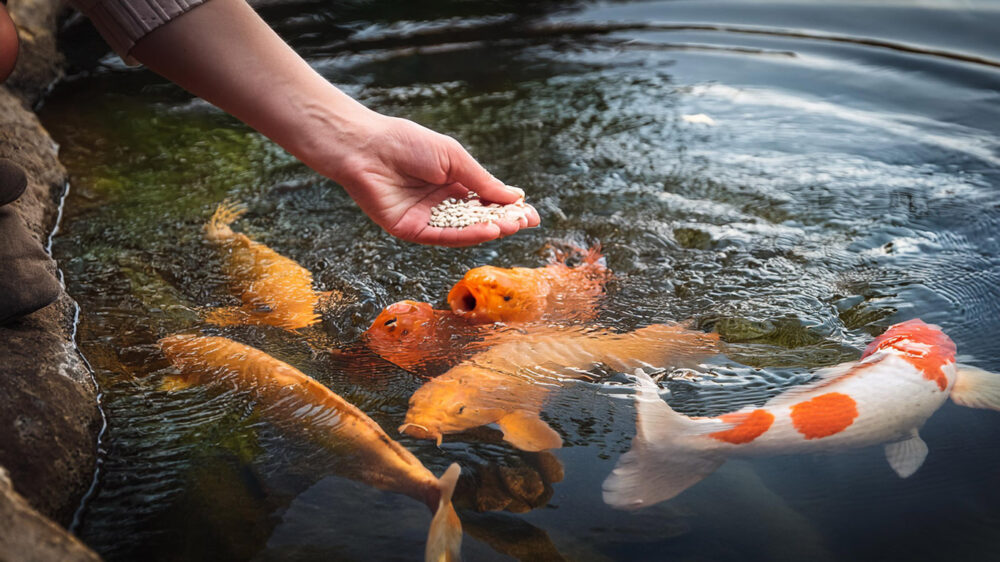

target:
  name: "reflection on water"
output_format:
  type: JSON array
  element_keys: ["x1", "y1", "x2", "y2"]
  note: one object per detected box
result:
[{"x1": 43, "y1": 0, "x2": 1000, "y2": 559}]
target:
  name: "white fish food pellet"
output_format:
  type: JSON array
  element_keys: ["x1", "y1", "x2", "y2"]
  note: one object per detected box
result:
[{"x1": 428, "y1": 194, "x2": 529, "y2": 229}]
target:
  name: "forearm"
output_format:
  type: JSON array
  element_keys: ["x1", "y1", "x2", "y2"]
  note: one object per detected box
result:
[
  {"x1": 126, "y1": 0, "x2": 375, "y2": 175},
  {"x1": 71, "y1": 0, "x2": 537, "y2": 245}
]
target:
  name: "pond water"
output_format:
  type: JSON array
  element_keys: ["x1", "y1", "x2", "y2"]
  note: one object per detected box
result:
[{"x1": 42, "y1": 0, "x2": 1000, "y2": 560}]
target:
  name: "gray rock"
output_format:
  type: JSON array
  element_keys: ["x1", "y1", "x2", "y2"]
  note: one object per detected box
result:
[
  {"x1": 0, "y1": 0, "x2": 101, "y2": 535},
  {"x1": 0, "y1": 467, "x2": 100, "y2": 562},
  {"x1": 5, "y1": 0, "x2": 66, "y2": 107}
]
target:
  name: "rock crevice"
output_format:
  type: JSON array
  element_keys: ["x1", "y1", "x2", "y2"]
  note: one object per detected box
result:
[{"x1": 0, "y1": 0, "x2": 102, "y2": 559}]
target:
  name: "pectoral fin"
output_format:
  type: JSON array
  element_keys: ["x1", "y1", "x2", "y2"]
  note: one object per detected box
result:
[
  {"x1": 497, "y1": 411, "x2": 562, "y2": 452},
  {"x1": 884, "y1": 430, "x2": 928, "y2": 478},
  {"x1": 159, "y1": 375, "x2": 194, "y2": 392},
  {"x1": 204, "y1": 306, "x2": 251, "y2": 327},
  {"x1": 951, "y1": 364, "x2": 1000, "y2": 411}
]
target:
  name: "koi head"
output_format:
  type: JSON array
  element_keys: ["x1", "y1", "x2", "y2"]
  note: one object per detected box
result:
[
  {"x1": 447, "y1": 266, "x2": 547, "y2": 324},
  {"x1": 400, "y1": 366, "x2": 506, "y2": 445},
  {"x1": 863, "y1": 318, "x2": 957, "y2": 391},
  {"x1": 863, "y1": 319, "x2": 956, "y2": 361},
  {"x1": 364, "y1": 300, "x2": 440, "y2": 346}
]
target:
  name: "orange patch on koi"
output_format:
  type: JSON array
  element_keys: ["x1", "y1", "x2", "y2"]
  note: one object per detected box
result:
[
  {"x1": 710, "y1": 409, "x2": 774, "y2": 444},
  {"x1": 790, "y1": 392, "x2": 859, "y2": 439},
  {"x1": 863, "y1": 319, "x2": 956, "y2": 391}
]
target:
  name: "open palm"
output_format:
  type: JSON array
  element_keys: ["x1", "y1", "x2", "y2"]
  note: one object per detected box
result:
[{"x1": 327, "y1": 117, "x2": 540, "y2": 246}]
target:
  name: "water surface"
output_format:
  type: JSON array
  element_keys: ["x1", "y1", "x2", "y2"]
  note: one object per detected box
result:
[{"x1": 43, "y1": 1, "x2": 1000, "y2": 560}]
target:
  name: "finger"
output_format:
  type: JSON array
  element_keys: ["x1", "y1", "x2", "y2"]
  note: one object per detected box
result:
[
  {"x1": 493, "y1": 217, "x2": 522, "y2": 238},
  {"x1": 523, "y1": 204, "x2": 541, "y2": 228},
  {"x1": 445, "y1": 141, "x2": 523, "y2": 204}
]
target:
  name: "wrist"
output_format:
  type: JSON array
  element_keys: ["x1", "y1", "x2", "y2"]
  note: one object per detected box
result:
[{"x1": 284, "y1": 83, "x2": 388, "y2": 183}]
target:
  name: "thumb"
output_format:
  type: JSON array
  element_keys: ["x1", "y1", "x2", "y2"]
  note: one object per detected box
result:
[{"x1": 446, "y1": 141, "x2": 524, "y2": 204}]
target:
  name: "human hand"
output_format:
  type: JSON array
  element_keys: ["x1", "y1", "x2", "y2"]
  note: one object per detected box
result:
[
  {"x1": 126, "y1": 0, "x2": 537, "y2": 246},
  {"x1": 314, "y1": 114, "x2": 541, "y2": 246}
]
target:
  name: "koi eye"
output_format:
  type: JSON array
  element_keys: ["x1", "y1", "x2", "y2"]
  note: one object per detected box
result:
[
  {"x1": 457, "y1": 406, "x2": 466, "y2": 414},
  {"x1": 503, "y1": 295, "x2": 512, "y2": 302}
]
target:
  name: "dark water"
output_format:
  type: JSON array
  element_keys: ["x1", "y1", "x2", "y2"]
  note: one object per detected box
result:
[{"x1": 42, "y1": 0, "x2": 1000, "y2": 560}]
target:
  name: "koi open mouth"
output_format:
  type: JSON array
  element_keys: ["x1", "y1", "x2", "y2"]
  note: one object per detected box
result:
[
  {"x1": 398, "y1": 423, "x2": 443, "y2": 446},
  {"x1": 448, "y1": 284, "x2": 477, "y2": 314}
]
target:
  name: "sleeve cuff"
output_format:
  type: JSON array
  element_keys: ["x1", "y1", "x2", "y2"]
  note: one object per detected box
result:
[{"x1": 71, "y1": 0, "x2": 210, "y2": 63}]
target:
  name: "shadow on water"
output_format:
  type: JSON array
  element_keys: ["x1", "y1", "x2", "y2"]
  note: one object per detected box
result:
[{"x1": 41, "y1": 0, "x2": 1000, "y2": 560}]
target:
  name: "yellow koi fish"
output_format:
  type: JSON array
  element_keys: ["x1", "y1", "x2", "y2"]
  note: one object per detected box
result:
[
  {"x1": 603, "y1": 319, "x2": 1000, "y2": 509},
  {"x1": 203, "y1": 201, "x2": 338, "y2": 330},
  {"x1": 400, "y1": 324, "x2": 719, "y2": 451},
  {"x1": 159, "y1": 334, "x2": 462, "y2": 561}
]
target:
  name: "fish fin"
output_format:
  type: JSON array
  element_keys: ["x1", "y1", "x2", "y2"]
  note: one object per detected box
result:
[
  {"x1": 582, "y1": 244, "x2": 606, "y2": 267},
  {"x1": 204, "y1": 199, "x2": 248, "y2": 241},
  {"x1": 951, "y1": 364, "x2": 1000, "y2": 411},
  {"x1": 426, "y1": 463, "x2": 463, "y2": 562},
  {"x1": 496, "y1": 411, "x2": 563, "y2": 452},
  {"x1": 884, "y1": 429, "x2": 928, "y2": 478},
  {"x1": 595, "y1": 324, "x2": 720, "y2": 373},
  {"x1": 159, "y1": 375, "x2": 194, "y2": 392},
  {"x1": 603, "y1": 369, "x2": 725, "y2": 510},
  {"x1": 204, "y1": 306, "x2": 250, "y2": 327}
]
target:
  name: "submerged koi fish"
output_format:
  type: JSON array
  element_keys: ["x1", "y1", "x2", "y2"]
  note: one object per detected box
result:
[
  {"x1": 158, "y1": 334, "x2": 462, "y2": 561},
  {"x1": 363, "y1": 300, "x2": 470, "y2": 374},
  {"x1": 603, "y1": 319, "x2": 1000, "y2": 509},
  {"x1": 203, "y1": 201, "x2": 339, "y2": 330},
  {"x1": 400, "y1": 324, "x2": 719, "y2": 451},
  {"x1": 446, "y1": 246, "x2": 610, "y2": 324}
]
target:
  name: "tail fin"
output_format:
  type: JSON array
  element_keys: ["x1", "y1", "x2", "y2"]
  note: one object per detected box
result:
[
  {"x1": 603, "y1": 369, "x2": 724, "y2": 510},
  {"x1": 426, "y1": 463, "x2": 463, "y2": 562},
  {"x1": 951, "y1": 364, "x2": 1000, "y2": 411},
  {"x1": 581, "y1": 244, "x2": 606, "y2": 268},
  {"x1": 204, "y1": 200, "x2": 247, "y2": 242},
  {"x1": 544, "y1": 242, "x2": 606, "y2": 268}
]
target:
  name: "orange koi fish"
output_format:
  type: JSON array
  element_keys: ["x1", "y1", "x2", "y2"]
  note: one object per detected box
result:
[
  {"x1": 446, "y1": 246, "x2": 610, "y2": 324},
  {"x1": 203, "y1": 201, "x2": 338, "y2": 330},
  {"x1": 603, "y1": 319, "x2": 1000, "y2": 509},
  {"x1": 362, "y1": 300, "x2": 500, "y2": 376},
  {"x1": 158, "y1": 334, "x2": 462, "y2": 561},
  {"x1": 400, "y1": 324, "x2": 719, "y2": 452},
  {"x1": 363, "y1": 300, "x2": 466, "y2": 374}
]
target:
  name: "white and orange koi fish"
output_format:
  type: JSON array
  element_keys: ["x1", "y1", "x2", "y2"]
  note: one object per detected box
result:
[{"x1": 603, "y1": 319, "x2": 1000, "y2": 509}]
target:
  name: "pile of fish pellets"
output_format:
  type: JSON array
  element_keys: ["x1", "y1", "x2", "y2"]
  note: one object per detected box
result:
[{"x1": 428, "y1": 194, "x2": 530, "y2": 228}]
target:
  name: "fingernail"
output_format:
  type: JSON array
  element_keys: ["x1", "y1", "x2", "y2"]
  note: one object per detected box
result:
[{"x1": 509, "y1": 186, "x2": 525, "y2": 199}]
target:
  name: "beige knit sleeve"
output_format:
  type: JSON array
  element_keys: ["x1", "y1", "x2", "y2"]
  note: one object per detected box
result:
[{"x1": 69, "y1": 0, "x2": 210, "y2": 62}]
